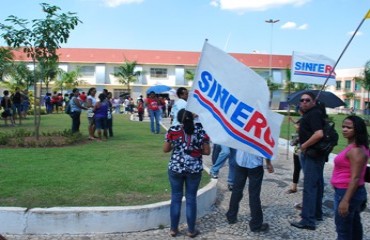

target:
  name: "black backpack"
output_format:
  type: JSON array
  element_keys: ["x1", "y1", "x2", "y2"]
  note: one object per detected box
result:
[{"x1": 311, "y1": 120, "x2": 339, "y2": 158}]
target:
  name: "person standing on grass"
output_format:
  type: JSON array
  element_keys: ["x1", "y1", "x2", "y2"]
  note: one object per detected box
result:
[
  {"x1": 69, "y1": 88, "x2": 87, "y2": 133},
  {"x1": 93, "y1": 93, "x2": 109, "y2": 141},
  {"x1": 331, "y1": 115, "x2": 368, "y2": 240},
  {"x1": 146, "y1": 91, "x2": 161, "y2": 134},
  {"x1": 106, "y1": 92, "x2": 114, "y2": 137},
  {"x1": 11, "y1": 87, "x2": 22, "y2": 125},
  {"x1": 21, "y1": 89, "x2": 30, "y2": 119},
  {"x1": 1, "y1": 90, "x2": 15, "y2": 126},
  {"x1": 137, "y1": 98, "x2": 144, "y2": 121},
  {"x1": 170, "y1": 87, "x2": 188, "y2": 126},
  {"x1": 163, "y1": 109, "x2": 210, "y2": 238},
  {"x1": 86, "y1": 87, "x2": 97, "y2": 140}
]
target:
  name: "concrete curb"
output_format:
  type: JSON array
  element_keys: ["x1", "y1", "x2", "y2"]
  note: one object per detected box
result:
[
  {"x1": 0, "y1": 116, "x2": 218, "y2": 234},
  {"x1": 0, "y1": 179, "x2": 217, "y2": 234}
]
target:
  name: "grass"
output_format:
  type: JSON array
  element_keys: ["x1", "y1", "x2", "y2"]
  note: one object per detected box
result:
[
  {"x1": 280, "y1": 113, "x2": 370, "y2": 154},
  {"x1": 0, "y1": 113, "x2": 211, "y2": 208},
  {"x1": 1, "y1": 112, "x2": 367, "y2": 208}
]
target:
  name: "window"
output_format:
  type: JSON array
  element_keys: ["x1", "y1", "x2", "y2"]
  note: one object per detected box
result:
[
  {"x1": 336, "y1": 81, "x2": 341, "y2": 90},
  {"x1": 345, "y1": 80, "x2": 351, "y2": 91},
  {"x1": 79, "y1": 66, "x2": 95, "y2": 77},
  {"x1": 354, "y1": 81, "x2": 361, "y2": 91},
  {"x1": 150, "y1": 68, "x2": 167, "y2": 78},
  {"x1": 354, "y1": 99, "x2": 360, "y2": 109},
  {"x1": 344, "y1": 99, "x2": 350, "y2": 107},
  {"x1": 113, "y1": 89, "x2": 128, "y2": 98}
]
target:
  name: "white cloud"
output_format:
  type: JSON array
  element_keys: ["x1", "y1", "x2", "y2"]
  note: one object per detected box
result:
[
  {"x1": 348, "y1": 31, "x2": 363, "y2": 36},
  {"x1": 281, "y1": 21, "x2": 297, "y2": 29},
  {"x1": 210, "y1": 0, "x2": 310, "y2": 12},
  {"x1": 297, "y1": 24, "x2": 308, "y2": 30},
  {"x1": 104, "y1": 0, "x2": 143, "y2": 7},
  {"x1": 281, "y1": 21, "x2": 308, "y2": 30}
]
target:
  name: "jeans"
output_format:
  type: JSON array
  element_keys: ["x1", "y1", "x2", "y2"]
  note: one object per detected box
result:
[
  {"x1": 70, "y1": 111, "x2": 81, "y2": 133},
  {"x1": 168, "y1": 170, "x2": 202, "y2": 233},
  {"x1": 300, "y1": 152, "x2": 325, "y2": 227},
  {"x1": 211, "y1": 144, "x2": 221, "y2": 165},
  {"x1": 148, "y1": 109, "x2": 161, "y2": 133},
  {"x1": 210, "y1": 145, "x2": 236, "y2": 185},
  {"x1": 334, "y1": 186, "x2": 367, "y2": 240},
  {"x1": 226, "y1": 165, "x2": 264, "y2": 231}
]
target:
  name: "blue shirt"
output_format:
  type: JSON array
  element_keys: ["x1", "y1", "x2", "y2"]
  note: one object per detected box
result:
[{"x1": 236, "y1": 150, "x2": 264, "y2": 169}]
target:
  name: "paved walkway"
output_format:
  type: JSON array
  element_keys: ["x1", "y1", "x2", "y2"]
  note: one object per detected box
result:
[{"x1": 4, "y1": 116, "x2": 370, "y2": 240}]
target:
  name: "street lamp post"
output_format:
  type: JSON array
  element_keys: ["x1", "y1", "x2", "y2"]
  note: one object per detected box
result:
[{"x1": 265, "y1": 19, "x2": 279, "y2": 82}]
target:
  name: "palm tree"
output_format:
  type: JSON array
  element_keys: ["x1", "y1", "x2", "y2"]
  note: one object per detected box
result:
[
  {"x1": 185, "y1": 69, "x2": 195, "y2": 85},
  {"x1": 55, "y1": 68, "x2": 82, "y2": 93},
  {"x1": 11, "y1": 62, "x2": 36, "y2": 90},
  {"x1": 0, "y1": 47, "x2": 14, "y2": 81},
  {"x1": 114, "y1": 60, "x2": 141, "y2": 94}
]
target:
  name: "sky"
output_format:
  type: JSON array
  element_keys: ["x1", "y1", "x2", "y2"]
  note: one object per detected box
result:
[{"x1": 0, "y1": 0, "x2": 369, "y2": 69}]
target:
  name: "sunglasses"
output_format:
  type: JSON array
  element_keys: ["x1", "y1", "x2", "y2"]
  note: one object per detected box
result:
[{"x1": 300, "y1": 98, "x2": 311, "y2": 103}]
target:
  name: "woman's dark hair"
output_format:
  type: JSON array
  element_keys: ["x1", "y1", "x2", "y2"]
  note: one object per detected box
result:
[
  {"x1": 344, "y1": 115, "x2": 369, "y2": 149},
  {"x1": 87, "y1": 87, "x2": 96, "y2": 96},
  {"x1": 177, "y1": 109, "x2": 194, "y2": 135},
  {"x1": 98, "y1": 93, "x2": 106, "y2": 101},
  {"x1": 72, "y1": 88, "x2": 79, "y2": 93}
]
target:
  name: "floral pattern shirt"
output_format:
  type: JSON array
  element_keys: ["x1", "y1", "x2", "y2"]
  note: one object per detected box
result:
[{"x1": 165, "y1": 125, "x2": 210, "y2": 174}]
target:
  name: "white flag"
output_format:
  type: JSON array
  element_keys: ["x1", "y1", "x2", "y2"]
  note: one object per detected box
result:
[
  {"x1": 187, "y1": 42, "x2": 283, "y2": 160},
  {"x1": 291, "y1": 51, "x2": 336, "y2": 85}
]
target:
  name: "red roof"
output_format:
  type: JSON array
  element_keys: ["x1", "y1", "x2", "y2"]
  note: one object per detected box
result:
[{"x1": 11, "y1": 48, "x2": 292, "y2": 69}]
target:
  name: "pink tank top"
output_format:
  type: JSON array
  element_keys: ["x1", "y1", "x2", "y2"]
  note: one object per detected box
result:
[{"x1": 331, "y1": 144, "x2": 368, "y2": 189}]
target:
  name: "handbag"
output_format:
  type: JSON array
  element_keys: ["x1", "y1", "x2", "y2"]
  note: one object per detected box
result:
[{"x1": 365, "y1": 165, "x2": 370, "y2": 183}]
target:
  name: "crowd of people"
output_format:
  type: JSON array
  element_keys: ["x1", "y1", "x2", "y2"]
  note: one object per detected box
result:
[
  {"x1": 163, "y1": 90, "x2": 369, "y2": 239},
  {"x1": 0, "y1": 87, "x2": 30, "y2": 126},
  {"x1": 1, "y1": 86, "x2": 368, "y2": 239}
]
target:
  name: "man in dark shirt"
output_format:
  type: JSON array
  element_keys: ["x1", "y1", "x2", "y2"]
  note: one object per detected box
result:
[{"x1": 290, "y1": 91, "x2": 325, "y2": 231}]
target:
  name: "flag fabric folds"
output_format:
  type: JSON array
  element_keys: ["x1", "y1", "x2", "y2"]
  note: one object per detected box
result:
[
  {"x1": 291, "y1": 51, "x2": 336, "y2": 85},
  {"x1": 186, "y1": 42, "x2": 283, "y2": 160}
]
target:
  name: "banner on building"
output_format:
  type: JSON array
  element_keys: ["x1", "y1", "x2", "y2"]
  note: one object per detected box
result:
[
  {"x1": 186, "y1": 42, "x2": 283, "y2": 160},
  {"x1": 291, "y1": 51, "x2": 336, "y2": 85}
]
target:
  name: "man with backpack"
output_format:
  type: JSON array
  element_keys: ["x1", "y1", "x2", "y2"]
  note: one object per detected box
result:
[{"x1": 290, "y1": 91, "x2": 325, "y2": 231}]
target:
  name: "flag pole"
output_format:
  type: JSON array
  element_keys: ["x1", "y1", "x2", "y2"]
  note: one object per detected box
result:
[{"x1": 317, "y1": 9, "x2": 370, "y2": 100}]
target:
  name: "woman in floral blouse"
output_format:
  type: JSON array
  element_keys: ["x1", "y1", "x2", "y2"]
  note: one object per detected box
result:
[{"x1": 163, "y1": 109, "x2": 210, "y2": 238}]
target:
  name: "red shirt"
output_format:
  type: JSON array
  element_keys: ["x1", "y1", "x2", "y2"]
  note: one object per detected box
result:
[
  {"x1": 79, "y1": 93, "x2": 87, "y2": 102},
  {"x1": 146, "y1": 97, "x2": 160, "y2": 111}
]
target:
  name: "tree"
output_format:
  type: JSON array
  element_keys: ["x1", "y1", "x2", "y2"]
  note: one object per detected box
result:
[
  {"x1": 55, "y1": 68, "x2": 82, "y2": 93},
  {"x1": 37, "y1": 57, "x2": 59, "y2": 93},
  {"x1": 358, "y1": 60, "x2": 370, "y2": 119},
  {"x1": 185, "y1": 69, "x2": 195, "y2": 82},
  {"x1": 0, "y1": 47, "x2": 14, "y2": 81},
  {"x1": 114, "y1": 60, "x2": 141, "y2": 94},
  {"x1": 0, "y1": 3, "x2": 81, "y2": 138}
]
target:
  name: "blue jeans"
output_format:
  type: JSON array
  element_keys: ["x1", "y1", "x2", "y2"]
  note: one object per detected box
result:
[
  {"x1": 300, "y1": 153, "x2": 325, "y2": 227},
  {"x1": 226, "y1": 165, "x2": 264, "y2": 231},
  {"x1": 168, "y1": 170, "x2": 202, "y2": 232},
  {"x1": 210, "y1": 145, "x2": 236, "y2": 185},
  {"x1": 334, "y1": 186, "x2": 367, "y2": 240},
  {"x1": 148, "y1": 109, "x2": 161, "y2": 133}
]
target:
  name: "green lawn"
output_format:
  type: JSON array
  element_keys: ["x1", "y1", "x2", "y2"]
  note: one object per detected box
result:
[
  {"x1": 0, "y1": 113, "x2": 210, "y2": 208},
  {"x1": 280, "y1": 113, "x2": 370, "y2": 154},
  {"x1": 0, "y1": 112, "x2": 366, "y2": 208}
]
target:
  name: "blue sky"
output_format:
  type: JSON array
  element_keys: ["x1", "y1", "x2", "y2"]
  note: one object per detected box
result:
[{"x1": 0, "y1": 0, "x2": 369, "y2": 69}]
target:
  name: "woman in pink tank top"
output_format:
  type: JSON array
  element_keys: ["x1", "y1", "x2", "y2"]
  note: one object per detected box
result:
[{"x1": 331, "y1": 115, "x2": 368, "y2": 240}]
